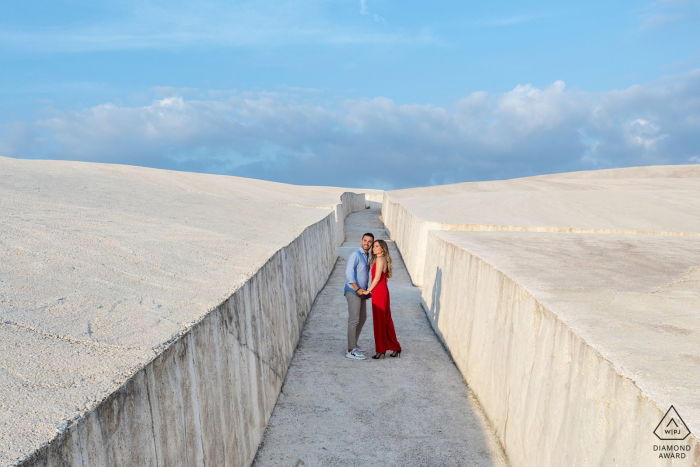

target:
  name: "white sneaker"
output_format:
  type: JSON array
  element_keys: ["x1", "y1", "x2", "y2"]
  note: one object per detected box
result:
[
  {"x1": 353, "y1": 346, "x2": 366, "y2": 354},
  {"x1": 346, "y1": 349, "x2": 366, "y2": 360}
]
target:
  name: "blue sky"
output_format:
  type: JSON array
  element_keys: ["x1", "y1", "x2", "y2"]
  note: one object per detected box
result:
[{"x1": 2, "y1": 0, "x2": 700, "y2": 188}]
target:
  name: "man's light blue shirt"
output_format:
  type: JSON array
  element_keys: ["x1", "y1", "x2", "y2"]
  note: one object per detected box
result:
[{"x1": 344, "y1": 248, "x2": 370, "y2": 296}]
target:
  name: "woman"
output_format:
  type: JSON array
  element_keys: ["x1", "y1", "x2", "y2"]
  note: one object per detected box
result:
[{"x1": 363, "y1": 240, "x2": 402, "y2": 359}]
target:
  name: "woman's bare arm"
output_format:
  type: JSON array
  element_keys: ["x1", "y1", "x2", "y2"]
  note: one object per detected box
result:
[{"x1": 365, "y1": 257, "x2": 386, "y2": 293}]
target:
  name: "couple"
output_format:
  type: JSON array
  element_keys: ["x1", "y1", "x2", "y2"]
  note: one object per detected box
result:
[{"x1": 344, "y1": 232, "x2": 402, "y2": 360}]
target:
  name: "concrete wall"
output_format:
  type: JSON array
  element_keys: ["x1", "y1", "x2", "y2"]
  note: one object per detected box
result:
[
  {"x1": 365, "y1": 192, "x2": 384, "y2": 209},
  {"x1": 20, "y1": 193, "x2": 364, "y2": 467},
  {"x1": 335, "y1": 193, "x2": 367, "y2": 246},
  {"x1": 381, "y1": 193, "x2": 445, "y2": 287},
  {"x1": 421, "y1": 230, "x2": 699, "y2": 467},
  {"x1": 381, "y1": 192, "x2": 700, "y2": 288},
  {"x1": 382, "y1": 180, "x2": 700, "y2": 466}
]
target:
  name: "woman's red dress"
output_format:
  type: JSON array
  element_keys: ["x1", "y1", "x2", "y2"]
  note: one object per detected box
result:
[{"x1": 371, "y1": 262, "x2": 401, "y2": 354}]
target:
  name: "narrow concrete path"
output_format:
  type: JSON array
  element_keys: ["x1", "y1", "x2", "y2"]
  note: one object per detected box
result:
[{"x1": 252, "y1": 209, "x2": 508, "y2": 467}]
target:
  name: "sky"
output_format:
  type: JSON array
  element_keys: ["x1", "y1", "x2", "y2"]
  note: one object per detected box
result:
[{"x1": 1, "y1": 0, "x2": 700, "y2": 189}]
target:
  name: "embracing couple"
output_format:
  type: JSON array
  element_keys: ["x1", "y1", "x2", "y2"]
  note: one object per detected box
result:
[{"x1": 344, "y1": 232, "x2": 402, "y2": 360}]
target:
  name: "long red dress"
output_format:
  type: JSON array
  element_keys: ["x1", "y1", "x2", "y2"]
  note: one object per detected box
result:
[{"x1": 371, "y1": 262, "x2": 401, "y2": 354}]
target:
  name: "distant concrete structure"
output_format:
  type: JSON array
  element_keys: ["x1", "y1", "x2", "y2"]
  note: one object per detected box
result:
[
  {"x1": 365, "y1": 192, "x2": 384, "y2": 209},
  {"x1": 382, "y1": 166, "x2": 700, "y2": 466}
]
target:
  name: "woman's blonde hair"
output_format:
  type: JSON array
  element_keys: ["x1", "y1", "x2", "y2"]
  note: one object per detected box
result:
[{"x1": 370, "y1": 239, "x2": 393, "y2": 278}]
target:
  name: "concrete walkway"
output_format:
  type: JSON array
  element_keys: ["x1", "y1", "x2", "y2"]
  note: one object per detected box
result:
[{"x1": 252, "y1": 209, "x2": 508, "y2": 467}]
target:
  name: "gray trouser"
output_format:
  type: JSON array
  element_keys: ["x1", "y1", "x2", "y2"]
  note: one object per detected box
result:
[{"x1": 345, "y1": 290, "x2": 367, "y2": 350}]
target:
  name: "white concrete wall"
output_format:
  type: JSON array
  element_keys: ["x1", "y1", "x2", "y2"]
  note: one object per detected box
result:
[
  {"x1": 335, "y1": 192, "x2": 367, "y2": 246},
  {"x1": 421, "y1": 231, "x2": 700, "y2": 467},
  {"x1": 382, "y1": 178, "x2": 700, "y2": 466},
  {"x1": 381, "y1": 193, "x2": 444, "y2": 286},
  {"x1": 365, "y1": 192, "x2": 384, "y2": 209},
  {"x1": 21, "y1": 193, "x2": 364, "y2": 467}
]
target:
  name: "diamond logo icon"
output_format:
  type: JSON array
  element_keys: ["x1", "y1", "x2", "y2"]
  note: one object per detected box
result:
[{"x1": 654, "y1": 406, "x2": 691, "y2": 441}]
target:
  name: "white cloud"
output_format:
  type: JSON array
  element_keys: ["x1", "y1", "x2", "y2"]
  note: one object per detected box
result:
[
  {"x1": 360, "y1": 0, "x2": 384, "y2": 23},
  {"x1": 626, "y1": 119, "x2": 669, "y2": 148},
  {"x1": 3, "y1": 70, "x2": 700, "y2": 188},
  {"x1": 640, "y1": 0, "x2": 700, "y2": 29},
  {"x1": 360, "y1": 0, "x2": 369, "y2": 15}
]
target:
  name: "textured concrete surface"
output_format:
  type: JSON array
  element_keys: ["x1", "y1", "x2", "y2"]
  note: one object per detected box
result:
[
  {"x1": 0, "y1": 157, "x2": 366, "y2": 466},
  {"x1": 380, "y1": 166, "x2": 700, "y2": 467},
  {"x1": 252, "y1": 209, "x2": 508, "y2": 467},
  {"x1": 423, "y1": 231, "x2": 700, "y2": 466},
  {"x1": 383, "y1": 165, "x2": 700, "y2": 286},
  {"x1": 389, "y1": 166, "x2": 700, "y2": 233}
]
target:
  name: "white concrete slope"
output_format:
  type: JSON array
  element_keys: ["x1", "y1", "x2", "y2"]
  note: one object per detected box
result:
[
  {"x1": 252, "y1": 209, "x2": 508, "y2": 467},
  {"x1": 382, "y1": 166, "x2": 700, "y2": 467},
  {"x1": 0, "y1": 157, "x2": 366, "y2": 467},
  {"x1": 384, "y1": 165, "x2": 700, "y2": 287}
]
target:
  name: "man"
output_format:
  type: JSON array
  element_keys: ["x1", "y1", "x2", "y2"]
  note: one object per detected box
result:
[{"x1": 344, "y1": 232, "x2": 374, "y2": 360}]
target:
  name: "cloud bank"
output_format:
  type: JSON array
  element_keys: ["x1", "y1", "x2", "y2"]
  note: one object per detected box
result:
[{"x1": 3, "y1": 71, "x2": 700, "y2": 189}]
